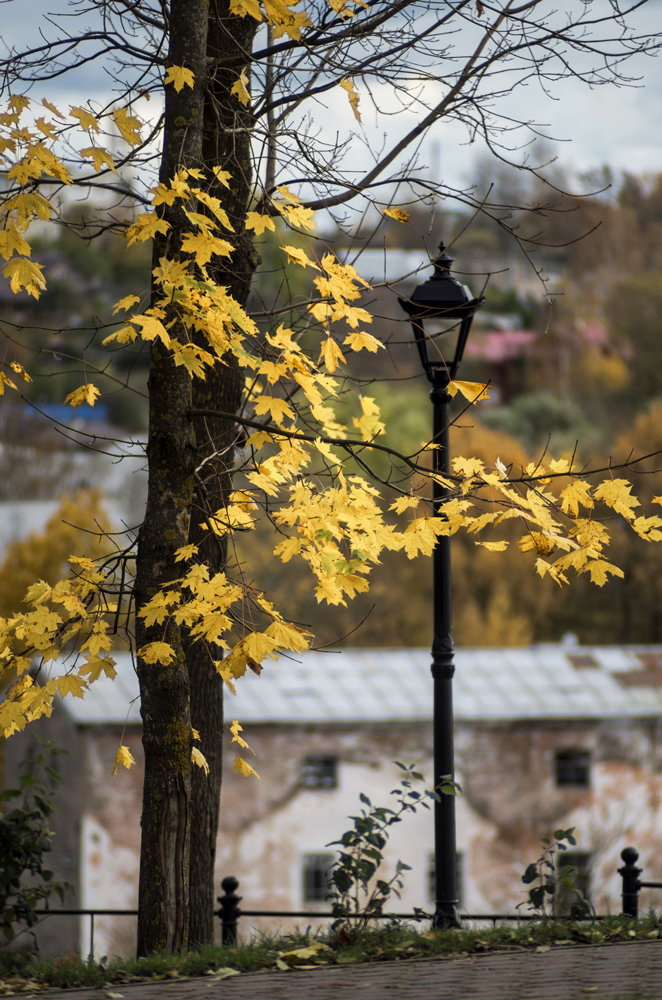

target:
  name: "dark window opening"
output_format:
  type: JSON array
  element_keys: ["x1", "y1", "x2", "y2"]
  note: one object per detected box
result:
[
  {"x1": 302, "y1": 853, "x2": 334, "y2": 903},
  {"x1": 302, "y1": 755, "x2": 338, "y2": 789},
  {"x1": 555, "y1": 750, "x2": 590, "y2": 788},
  {"x1": 428, "y1": 851, "x2": 464, "y2": 908},
  {"x1": 556, "y1": 850, "x2": 592, "y2": 914}
]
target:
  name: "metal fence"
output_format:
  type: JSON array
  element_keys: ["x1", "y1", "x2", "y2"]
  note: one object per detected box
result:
[{"x1": 32, "y1": 846, "x2": 660, "y2": 955}]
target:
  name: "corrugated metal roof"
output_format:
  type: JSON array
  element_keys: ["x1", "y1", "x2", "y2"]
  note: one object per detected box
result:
[{"x1": 53, "y1": 645, "x2": 662, "y2": 726}]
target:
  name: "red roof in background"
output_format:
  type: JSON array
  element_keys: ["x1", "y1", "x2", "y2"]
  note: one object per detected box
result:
[{"x1": 466, "y1": 330, "x2": 536, "y2": 363}]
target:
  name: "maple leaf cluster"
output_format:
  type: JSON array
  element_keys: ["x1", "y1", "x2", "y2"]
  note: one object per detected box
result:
[{"x1": 1, "y1": 86, "x2": 662, "y2": 780}]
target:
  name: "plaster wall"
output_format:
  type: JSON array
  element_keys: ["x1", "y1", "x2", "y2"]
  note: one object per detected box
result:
[{"x1": 75, "y1": 716, "x2": 662, "y2": 958}]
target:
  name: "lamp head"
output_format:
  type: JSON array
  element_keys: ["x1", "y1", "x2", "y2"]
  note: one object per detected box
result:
[
  {"x1": 398, "y1": 240, "x2": 484, "y2": 381},
  {"x1": 399, "y1": 242, "x2": 476, "y2": 320}
]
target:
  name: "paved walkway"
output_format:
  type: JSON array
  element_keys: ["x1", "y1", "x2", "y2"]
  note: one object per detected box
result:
[{"x1": 45, "y1": 940, "x2": 662, "y2": 1000}]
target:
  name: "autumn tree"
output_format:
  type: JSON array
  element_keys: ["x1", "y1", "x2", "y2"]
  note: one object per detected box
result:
[{"x1": 1, "y1": 0, "x2": 662, "y2": 956}]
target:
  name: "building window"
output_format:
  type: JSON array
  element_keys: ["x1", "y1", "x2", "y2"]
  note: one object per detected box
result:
[
  {"x1": 302, "y1": 853, "x2": 334, "y2": 903},
  {"x1": 555, "y1": 750, "x2": 590, "y2": 788},
  {"x1": 556, "y1": 850, "x2": 592, "y2": 914},
  {"x1": 428, "y1": 851, "x2": 464, "y2": 908},
  {"x1": 301, "y1": 755, "x2": 338, "y2": 789}
]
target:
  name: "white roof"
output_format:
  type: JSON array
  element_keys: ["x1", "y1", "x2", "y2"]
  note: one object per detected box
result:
[{"x1": 56, "y1": 645, "x2": 662, "y2": 726}]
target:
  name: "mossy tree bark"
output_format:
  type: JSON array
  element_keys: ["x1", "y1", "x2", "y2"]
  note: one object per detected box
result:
[
  {"x1": 134, "y1": 0, "x2": 210, "y2": 956},
  {"x1": 187, "y1": 0, "x2": 260, "y2": 947}
]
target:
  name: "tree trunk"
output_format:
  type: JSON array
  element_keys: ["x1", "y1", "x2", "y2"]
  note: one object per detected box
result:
[
  {"x1": 135, "y1": 0, "x2": 210, "y2": 956},
  {"x1": 187, "y1": 0, "x2": 260, "y2": 946}
]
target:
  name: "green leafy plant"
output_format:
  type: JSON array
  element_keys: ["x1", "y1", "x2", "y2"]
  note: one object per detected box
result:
[
  {"x1": 0, "y1": 738, "x2": 71, "y2": 944},
  {"x1": 325, "y1": 762, "x2": 449, "y2": 935},
  {"x1": 520, "y1": 828, "x2": 593, "y2": 919}
]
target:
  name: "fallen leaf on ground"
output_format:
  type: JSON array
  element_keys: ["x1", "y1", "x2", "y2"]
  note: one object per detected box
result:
[{"x1": 206, "y1": 968, "x2": 240, "y2": 980}]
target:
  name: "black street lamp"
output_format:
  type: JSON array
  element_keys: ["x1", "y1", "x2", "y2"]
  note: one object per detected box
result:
[{"x1": 399, "y1": 241, "x2": 484, "y2": 928}]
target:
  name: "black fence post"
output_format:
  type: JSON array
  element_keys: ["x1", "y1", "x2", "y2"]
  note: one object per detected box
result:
[
  {"x1": 619, "y1": 847, "x2": 641, "y2": 918},
  {"x1": 218, "y1": 876, "x2": 242, "y2": 945}
]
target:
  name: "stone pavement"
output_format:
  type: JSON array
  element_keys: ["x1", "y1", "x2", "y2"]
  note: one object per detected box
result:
[{"x1": 46, "y1": 940, "x2": 662, "y2": 1000}]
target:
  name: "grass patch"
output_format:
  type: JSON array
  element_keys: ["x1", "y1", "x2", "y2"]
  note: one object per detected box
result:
[{"x1": 0, "y1": 912, "x2": 660, "y2": 992}]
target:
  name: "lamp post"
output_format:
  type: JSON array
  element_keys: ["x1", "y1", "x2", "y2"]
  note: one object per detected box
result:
[{"x1": 398, "y1": 241, "x2": 484, "y2": 928}]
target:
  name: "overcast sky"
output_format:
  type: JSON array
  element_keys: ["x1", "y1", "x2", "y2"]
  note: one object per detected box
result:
[{"x1": 3, "y1": 0, "x2": 662, "y2": 193}]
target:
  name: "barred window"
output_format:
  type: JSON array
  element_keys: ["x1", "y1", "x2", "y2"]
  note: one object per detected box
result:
[
  {"x1": 301, "y1": 755, "x2": 338, "y2": 789},
  {"x1": 555, "y1": 750, "x2": 590, "y2": 787},
  {"x1": 302, "y1": 853, "x2": 334, "y2": 903}
]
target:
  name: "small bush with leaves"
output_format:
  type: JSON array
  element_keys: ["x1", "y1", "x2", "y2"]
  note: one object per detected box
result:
[
  {"x1": 326, "y1": 762, "x2": 446, "y2": 935},
  {"x1": 0, "y1": 738, "x2": 70, "y2": 943},
  {"x1": 520, "y1": 828, "x2": 593, "y2": 919}
]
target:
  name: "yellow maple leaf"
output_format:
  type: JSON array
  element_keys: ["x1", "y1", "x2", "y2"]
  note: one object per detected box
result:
[
  {"x1": 447, "y1": 380, "x2": 490, "y2": 403},
  {"x1": 171, "y1": 341, "x2": 214, "y2": 378},
  {"x1": 560, "y1": 480, "x2": 594, "y2": 517},
  {"x1": 112, "y1": 294, "x2": 141, "y2": 315},
  {"x1": 231, "y1": 69, "x2": 251, "y2": 106},
  {"x1": 340, "y1": 78, "x2": 361, "y2": 122},
  {"x1": 212, "y1": 166, "x2": 232, "y2": 188},
  {"x1": 593, "y1": 479, "x2": 640, "y2": 520},
  {"x1": 65, "y1": 383, "x2": 101, "y2": 407},
  {"x1": 234, "y1": 757, "x2": 261, "y2": 779},
  {"x1": 78, "y1": 655, "x2": 117, "y2": 683},
  {"x1": 264, "y1": 619, "x2": 310, "y2": 652},
  {"x1": 3, "y1": 258, "x2": 46, "y2": 299},
  {"x1": 191, "y1": 189, "x2": 235, "y2": 231},
  {"x1": 42, "y1": 98, "x2": 65, "y2": 118},
  {"x1": 192, "y1": 747, "x2": 210, "y2": 775},
  {"x1": 0, "y1": 224, "x2": 31, "y2": 262},
  {"x1": 165, "y1": 65, "x2": 196, "y2": 92},
  {"x1": 9, "y1": 362, "x2": 31, "y2": 383},
  {"x1": 70, "y1": 106, "x2": 100, "y2": 132},
  {"x1": 80, "y1": 146, "x2": 116, "y2": 174},
  {"x1": 180, "y1": 230, "x2": 233, "y2": 266},
  {"x1": 138, "y1": 641, "x2": 176, "y2": 664},
  {"x1": 102, "y1": 324, "x2": 137, "y2": 347},
  {"x1": 35, "y1": 117, "x2": 57, "y2": 140},
  {"x1": 319, "y1": 337, "x2": 346, "y2": 373},
  {"x1": 276, "y1": 184, "x2": 302, "y2": 204},
  {"x1": 390, "y1": 496, "x2": 421, "y2": 514},
  {"x1": 382, "y1": 206, "x2": 410, "y2": 223},
  {"x1": 280, "y1": 204, "x2": 317, "y2": 231},
  {"x1": 4, "y1": 191, "x2": 54, "y2": 227},
  {"x1": 353, "y1": 396, "x2": 385, "y2": 441},
  {"x1": 631, "y1": 515, "x2": 662, "y2": 542},
  {"x1": 230, "y1": 719, "x2": 256, "y2": 753},
  {"x1": 245, "y1": 211, "x2": 276, "y2": 235},
  {"x1": 582, "y1": 559, "x2": 625, "y2": 587},
  {"x1": 343, "y1": 331, "x2": 383, "y2": 353},
  {"x1": 131, "y1": 314, "x2": 172, "y2": 347},
  {"x1": 175, "y1": 543, "x2": 199, "y2": 562},
  {"x1": 113, "y1": 106, "x2": 142, "y2": 146},
  {"x1": 55, "y1": 675, "x2": 87, "y2": 699},
  {"x1": 152, "y1": 257, "x2": 190, "y2": 287},
  {"x1": 282, "y1": 245, "x2": 319, "y2": 269},
  {"x1": 126, "y1": 212, "x2": 170, "y2": 246},
  {"x1": 5, "y1": 674, "x2": 34, "y2": 702},
  {"x1": 475, "y1": 540, "x2": 509, "y2": 551},
  {"x1": 9, "y1": 95, "x2": 30, "y2": 114},
  {"x1": 112, "y1": 745, "x2": 136, "y2": 775},
  {"x1": 253, "y1": 395, "x2": 294, "y2": 425},
  {"x1": 230, "y1": 0, "x2": 262, "y2": 18}
]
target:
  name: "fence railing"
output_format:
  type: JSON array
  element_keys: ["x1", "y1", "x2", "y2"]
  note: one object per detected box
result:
[
  {"x1": 31, "y1": 846, "x2": 660, "y2": 955},
  {"x1": 619, "y1": 846, "x2": 662, "y2": 918}
]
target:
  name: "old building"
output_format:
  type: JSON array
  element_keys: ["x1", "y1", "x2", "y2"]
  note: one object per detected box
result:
[{"x1": 5, "y1": 643, "x2": 662, "y2": 957}]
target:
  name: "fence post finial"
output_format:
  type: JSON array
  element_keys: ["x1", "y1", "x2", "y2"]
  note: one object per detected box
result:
[
  {"x1": 218, "y1": 876, "x2": 242, "y2": 945},
  {"x1": 619, "y1": 846, "x2": 641, "y2": 918}
]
